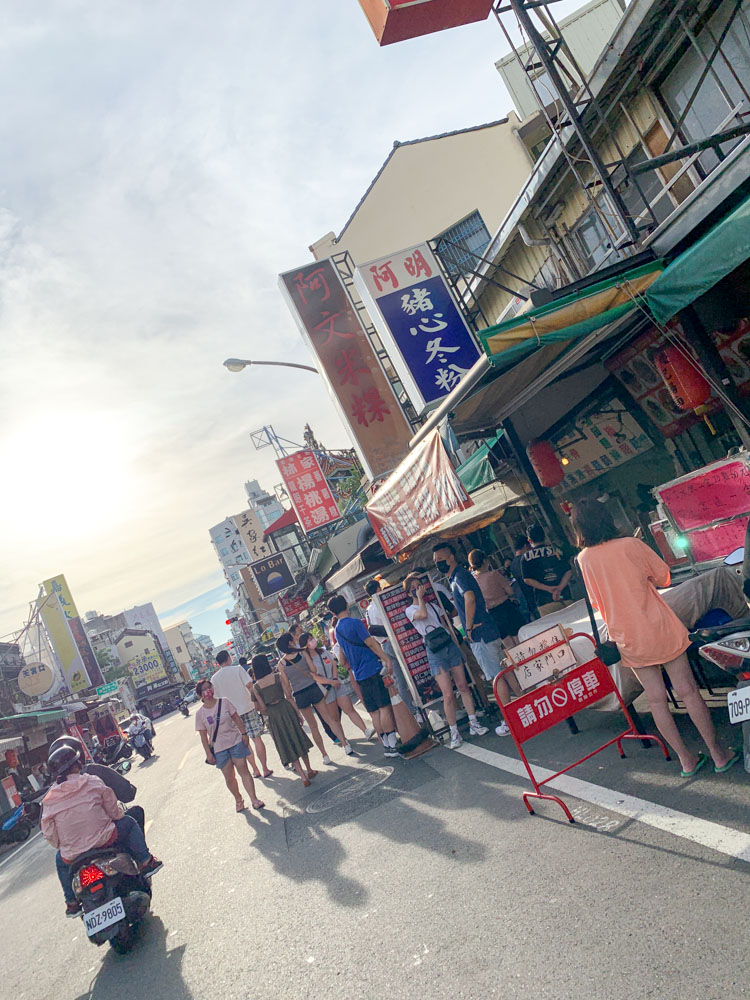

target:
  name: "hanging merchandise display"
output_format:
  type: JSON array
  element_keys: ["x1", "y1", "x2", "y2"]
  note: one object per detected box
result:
[
  {"x1": 526, "y1": 439, "x2": 564, "y2": 488},
  {"x1": 653, "y1": 345, "x2": 712, "y2": 410}
]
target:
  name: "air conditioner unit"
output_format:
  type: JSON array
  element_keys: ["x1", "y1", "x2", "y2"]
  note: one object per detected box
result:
[{"x1": 307, "y1": 547, "x2": 322, "y2": 574}]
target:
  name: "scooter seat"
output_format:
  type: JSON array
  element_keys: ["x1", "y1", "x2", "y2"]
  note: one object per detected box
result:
[{"x1": 691, "y1": 615, "x2": 750, "y2": 643}]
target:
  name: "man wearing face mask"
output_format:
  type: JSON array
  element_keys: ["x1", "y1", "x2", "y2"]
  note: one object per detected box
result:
[{"x1": 433, "y1": 542, "x2": 514, "y2": 736}]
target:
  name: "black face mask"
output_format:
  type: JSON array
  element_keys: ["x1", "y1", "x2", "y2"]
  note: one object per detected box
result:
[{"x1": 435, "y1": 560, "x2": 450, "y2": 575}]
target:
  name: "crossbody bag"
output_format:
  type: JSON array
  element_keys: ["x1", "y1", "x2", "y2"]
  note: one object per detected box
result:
[
  {"x1": 419, "y1": 604, "x2": 453, "y2": 653},
  {"x1": 204, "y1": 698, "x2": 224, "y2": 764},
  {"x1": 575, "y1": 557, "x2": 621, "y2": 666}
]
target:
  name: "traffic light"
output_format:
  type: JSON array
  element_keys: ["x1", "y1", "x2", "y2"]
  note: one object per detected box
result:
[{"x1": 225, "y1": 617, "x2": 238, "y2": 625}]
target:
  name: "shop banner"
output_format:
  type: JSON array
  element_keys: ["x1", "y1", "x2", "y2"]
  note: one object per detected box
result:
[
  {"x1": 366, "y1": 428, "x2": 473, "y2": 557},
  {"x1": 42, "y1": 574, "x2": 104, "y2": 689},
  {"x1": 354, "y1": 243, "x2": 481, "y2": 412},
  {"x1": 656, "y1": 457, "x2": 750, "y2": 531},
  {"x1": 279, "y1": 258, "x2": 413, "y2": 479},
  {"x1": 276, "y1": 450, "x2": 341, "y2": 533},
  {"x1": 248, "y1": 552, "x2": 295, "y2": 600},
  {"x1": 279, "y1": 593, "x2": 310, "y2": 618}
]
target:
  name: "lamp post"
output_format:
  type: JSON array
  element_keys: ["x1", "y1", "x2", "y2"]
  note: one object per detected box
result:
[{"x1": 223, "y1": 358, "x2": 318, "y2": 374}]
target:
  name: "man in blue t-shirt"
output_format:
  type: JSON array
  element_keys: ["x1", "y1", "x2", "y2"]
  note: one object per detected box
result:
[
  {"x1": 328, "y1": 594, "x2": 399, "y2": 758},
  {"x1": 432, "y1": 541, "x2": 514, "y2": 736}
]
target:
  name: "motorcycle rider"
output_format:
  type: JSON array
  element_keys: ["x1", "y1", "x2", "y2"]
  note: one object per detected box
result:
[
  {"x1": 126, "y1": 714, "x2": 153, "y2": 755},
  {"x1": 42, "y1": 745, "x2": 162, "y2": 917},
  {"x1": 47, "y1": 735, "x2": 144, "y2": 832}
]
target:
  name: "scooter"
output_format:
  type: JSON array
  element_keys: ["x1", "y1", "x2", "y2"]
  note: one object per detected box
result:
[
  {"x1": 179, "y1": 702, "x2": 189, "y2": 717},
  {"x1": 0, "y1": 804, "x2": 33, "y2": 844},
  {"x1": 131, "y1": 731, "x2": 153, "y2": 761},
  {"x1": 93, "y1": 737, "x2": 133, "y2": 767},
  {"x1": 71, "y1": 849, "x2": 153, "y2": 953}
]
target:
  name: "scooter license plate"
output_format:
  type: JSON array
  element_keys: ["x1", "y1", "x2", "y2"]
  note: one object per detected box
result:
[
  {"x1": 727, "y1": 687, "x2": 750, "y2": 724},
  {"x1": 83, "y1": 896, "x2": 125, "y2": 936}
]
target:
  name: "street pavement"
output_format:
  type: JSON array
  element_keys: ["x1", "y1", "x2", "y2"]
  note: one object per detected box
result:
[{"x1": 2, "y1": 698, "x2": 750, "y2": 1000}]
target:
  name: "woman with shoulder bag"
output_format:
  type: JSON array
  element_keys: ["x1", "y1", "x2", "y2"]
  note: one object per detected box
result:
[
  {"x1": 194, "y1": 679, "x2": 265, "y2": 813},
  {"x1": 572, "y1": 499, "x2": 739, "y2": 778},
  {"x1": 300, "y1": 632, "x2": 374, "y2": 740},
  {"x1": 403, "y1": 573, "x2": 487, "y2": 750},
  {"x1": 276, "y1": 633, "x2": 353, "y2": 763},
  {"x1": 251, "y1": 655, "x2": 317, "y2": 787},
  {"x1": 469, "y1": 548, "x2": 526, "y2": 647}
]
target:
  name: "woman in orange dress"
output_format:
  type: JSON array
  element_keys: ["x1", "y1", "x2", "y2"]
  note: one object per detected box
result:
[{"x1": 572, "y1": 499, "x2": 739, "y2": 777}]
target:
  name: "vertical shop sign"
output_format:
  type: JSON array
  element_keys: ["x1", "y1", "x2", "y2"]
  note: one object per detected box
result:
[
  {"x1": 354, "y1": 243, "x2": 481, "y2": 411},
  {"x1": 375, "y1": 583, "x2": 443, "y2": 707},
  {"x1": 42, "y1": 574, "x2": 104, "y2": 689},
  {"x1": 366, "y1": 428, "x2": 473, "y2": 557},
  {"x1": 279, "y1": 258, "x2": 413, "y2": 479},
  {"x1": 232, "y1": 509, "x2": 273, "y2": 562},
  {"x1": 276, "y1": 450, "x2": 341, "y2": 534}
]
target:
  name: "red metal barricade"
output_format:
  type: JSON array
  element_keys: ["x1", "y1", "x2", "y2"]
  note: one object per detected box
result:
[{"x1": 493, "y1": 633, "x2": 670, "y2": 822}]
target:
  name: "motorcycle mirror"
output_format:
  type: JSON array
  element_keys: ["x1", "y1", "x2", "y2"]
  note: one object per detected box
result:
[
  {"x1": 120, "y1": 760, "x2": 132, "y2": 773},
  {"x1": 724, "y1": 546, "x2": 745, "y2": 566}
]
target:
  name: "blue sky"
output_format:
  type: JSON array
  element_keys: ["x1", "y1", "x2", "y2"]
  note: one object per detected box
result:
[{"x1": 0, "y1": 1, "x2": 585, "y2": 646}]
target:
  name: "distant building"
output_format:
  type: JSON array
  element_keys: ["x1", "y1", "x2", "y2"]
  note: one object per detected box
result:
[
  {"x1": 244, "y1": 479, "x2": 285, "y2": 530},
  {"x1": 163, "y1": 622, "x2": 203, "y2": 681},
  {"x1": 83, "y1": 602, "x2": 178, "y2": 680}
]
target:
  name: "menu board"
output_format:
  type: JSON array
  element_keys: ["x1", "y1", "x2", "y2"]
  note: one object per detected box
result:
[
  {"x1": 686, "y1": 516, "x2": 749, "y2": 564},
  {"x1": 656, "y1": 458, "x2": 750, "y2": 531},
  {"x1": 376, "y1": 581, "x2": 444, "y2": 707}
]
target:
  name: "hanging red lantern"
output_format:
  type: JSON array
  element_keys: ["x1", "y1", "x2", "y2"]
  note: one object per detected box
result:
[
  {"x1": 527, "y1": 439, "x2": 565, "y2": 488},
  {"x1": 653, "y1": 346, "x2": 711, "y2": 411}
]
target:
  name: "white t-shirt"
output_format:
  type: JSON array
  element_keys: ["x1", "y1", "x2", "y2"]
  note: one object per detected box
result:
[
  {"x1": 404, "y1": 602, "x2": 444, "y2": 638},
  {"x1": 366, "y1": 599, "x2": 389, "y2": 647},
  {"x1": 211, "y1": 664, "x2": 254, "y2": 715}
]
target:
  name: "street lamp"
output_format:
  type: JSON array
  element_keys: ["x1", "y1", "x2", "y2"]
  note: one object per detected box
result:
[{"x1": 223, "y1": 358, "x2": 318, "y2": 374}]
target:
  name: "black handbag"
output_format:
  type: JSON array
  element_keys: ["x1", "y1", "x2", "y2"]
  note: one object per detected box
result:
[
  {"x1": 424, "y1": 626, "x2": 453, "y2": 653},
  {"x1": 576, "y1": 558, "x2": 621, "y2": 666}
]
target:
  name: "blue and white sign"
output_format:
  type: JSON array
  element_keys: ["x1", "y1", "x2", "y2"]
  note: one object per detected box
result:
[{"x1": 354, "y1": 243, "x2": 481, "y2": 412}]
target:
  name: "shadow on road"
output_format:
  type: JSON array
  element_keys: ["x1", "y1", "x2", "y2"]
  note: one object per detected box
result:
[{"x1": 73, "y1": 916, "x2": 191, "y2": 999}]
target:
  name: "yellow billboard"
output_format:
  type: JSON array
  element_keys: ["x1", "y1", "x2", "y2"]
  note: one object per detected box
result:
[
  {"x1": 42, "y1": 573, "x2": 102, "y2": 689},
  {"x1": 38, "y1": 591, "x2": 89, "y2": 694},
  {"x1": 116, "y1": 632, "x2": 168, "y2": 690}
]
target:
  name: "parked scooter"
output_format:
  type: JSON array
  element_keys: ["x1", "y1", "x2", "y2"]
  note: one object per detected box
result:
[
  {"x1": 0, "y1": 803, "x2": 33, "y2": 844},
  {"x1": 92, "y1": 737, "x2": 133, "y2": 768},
  {"x1": 71, "y1": 848, "x2": 153, "y2": 952},
  {"x1": 131, "y1": 731, "x2": 153, "y2": 761}
]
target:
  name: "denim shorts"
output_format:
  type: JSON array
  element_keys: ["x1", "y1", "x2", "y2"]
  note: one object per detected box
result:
[
  {"x1": 426, "y1": 640, "x2": 464, "y2": 676},
  {"x1": 470, "y1": 637, "x2": 506, "y2": 681},
  {"x1": 214, "y1": 741, "x2": 250, "y2": 769}
]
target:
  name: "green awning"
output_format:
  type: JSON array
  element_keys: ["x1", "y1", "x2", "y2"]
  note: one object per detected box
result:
[
  {"x1": 479, "y1": 260, "x2": 663, "y2": 372},
  {"x1": 646, "y1": 192, "x2": 750, "y2": 324},
  {"x1": 457, "y1": 430, "x2": 504, "y2": 493},
  {"x1": 0, "y1": 709, "x2": 68, "y2": 723},
  {"x1": 307, "y1": 583, "x2": 325, "y2": 607}
]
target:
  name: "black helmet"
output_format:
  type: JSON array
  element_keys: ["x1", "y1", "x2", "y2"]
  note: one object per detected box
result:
[
  {"x1": 47, "y1": 745, "x2": 81, "y2": 780},
  {"x1": 48, "y1": 735, "x2": 85, "y2": 764}
]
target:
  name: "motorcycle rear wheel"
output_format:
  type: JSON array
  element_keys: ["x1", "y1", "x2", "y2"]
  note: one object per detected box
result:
[
  {"x1": 109, "y1": 924, "x2": 135, "y2": 954},
  {"x1": 12, "y1": 820, "x2": 31, "y2": 842}
]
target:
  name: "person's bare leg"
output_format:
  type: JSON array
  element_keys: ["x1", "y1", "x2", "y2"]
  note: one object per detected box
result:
[
  {"x1": 253, "y1": 736, "x2": 272, "y2": 776},
  {"x1": 315, "y1": 698, "x2": 349, "y2": 745},
  {"x1": 494, "y1": 674, "x2": 515, "y2": 704},
  {"x1": 301, "y1": 707, "x2": 327, "y2": 757},
  {"x1": 234, "y1": 758, "x2": 264, "y2": 808},
  {"x1": 291, "y1": 759, "x2": 309, "y2": 785},
  {"x1": 450, "y1": 664, "x2": 476, "y2": 716},
  {"x1": 664, "y1": 653, "x2": 732, "y2": 768},
  {"x1": 635, "y1": 664, "x2": 699, "y2": 771},
  {"x1": 435, "y1": 670, "x2": 457, "y2": 726},
  {"x1": 374, "y1": 705, "x2": 396, "y2": 733},
  {"x1": 220, "y1": 761, "x2": 243, "y2": 807},
  {"x1": 301, "y1": 753, "x2": 317, "y2": 778},
  {"x1": 337, "y1": 695, "x2": 368, "y2": 733}
]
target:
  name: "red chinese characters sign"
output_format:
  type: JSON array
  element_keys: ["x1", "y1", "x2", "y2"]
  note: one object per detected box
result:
[
  {"x1": 279, "y1": 259, "x2": 412, "y2": 479},
  {"x1": 366, "y1": 428, "x2": 473, "y2": 557},
  {"x1": 278, "y1": 593, "x2": 311, "y2": 618},
  {"x1": 277, "y1": 450, "x2": 341, "y2": 534},
  {"x1": 503, "y1": 658, "x2": 615, "y2": 743}
]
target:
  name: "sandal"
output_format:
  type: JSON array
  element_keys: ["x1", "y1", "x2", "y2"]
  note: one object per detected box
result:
[
  {"x1": 262, "y1": 770, "x2": 274, "y2": 778},
  {"x1": 235, "y1": 799, "x2": 246, "y2": 812},
  {"x1": 307, "y1": 769, "x2": 318, "y2": 779},
  {"x1": 715, "y1": 749, "x2": 742, "y2": 773},
  {"x1": 680, "y1": 752, "x2": 708, "y2": 778},
  {"x1": 302, "y1": 778, "x2": 311, "y2": 787},
  {"x1": 252, "y1": 800, "x2": 265, "y2": 810}
]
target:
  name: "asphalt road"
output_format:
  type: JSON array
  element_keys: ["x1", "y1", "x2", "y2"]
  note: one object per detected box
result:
[{"x1": 2, "y1": 700, "x2": 750, "y2": 1000}]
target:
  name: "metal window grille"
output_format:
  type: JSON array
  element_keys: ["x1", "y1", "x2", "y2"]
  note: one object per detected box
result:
[{"x1": 436, "y1": 211, "x2": 491, "y2": 277}]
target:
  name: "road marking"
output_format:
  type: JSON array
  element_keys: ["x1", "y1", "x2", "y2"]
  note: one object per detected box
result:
[
  {"x1": 456, "y1": 743, "x2": 750, "y2": 862},
  {"x1": 178, "y1": 748, "x2": 194, "y2": 771},
  {"x1": 0, "y1": 830, "x2": 43, "y2": 869}
]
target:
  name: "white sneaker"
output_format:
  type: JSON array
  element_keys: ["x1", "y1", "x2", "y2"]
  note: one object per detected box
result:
[
  {"x1": 495, "y1": 722, "x2": 511, "y2": 737},
  {"x1": 343, "y1": 743, "x2": 353, "y2": 755},
  {"x1": 322, "y1": 754, "x2": 332, "y2": 764},
  {"x1": 469, "y1": 722, "x2": 489, "y2": 737},
  {"x1": 448, "y1": 731, "x2": 463, "y2": 749},
  {"x1": 363, "y1": 727, "x2": 376, "y2": 740}
]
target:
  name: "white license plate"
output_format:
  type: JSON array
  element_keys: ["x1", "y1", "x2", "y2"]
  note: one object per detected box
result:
[
  {"x1": 727, "y1": 687, "x2": 750, "y2": 725},
  {"x1": 83, "y1": 896, "x2": 125, "y2": 936}
]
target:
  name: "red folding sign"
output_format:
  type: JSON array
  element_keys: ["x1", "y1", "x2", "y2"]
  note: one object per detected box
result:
[
  {"x1": 358, "y1": 0, "x2": 493, "y2": 46},
  {"x1": 277, "y1": 450, "x2": 341, "y2": 534}
]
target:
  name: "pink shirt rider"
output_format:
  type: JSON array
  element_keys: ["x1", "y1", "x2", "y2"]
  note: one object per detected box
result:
[{"x1": 41, "y1": 772, "x2": 124, "y2": 863}]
